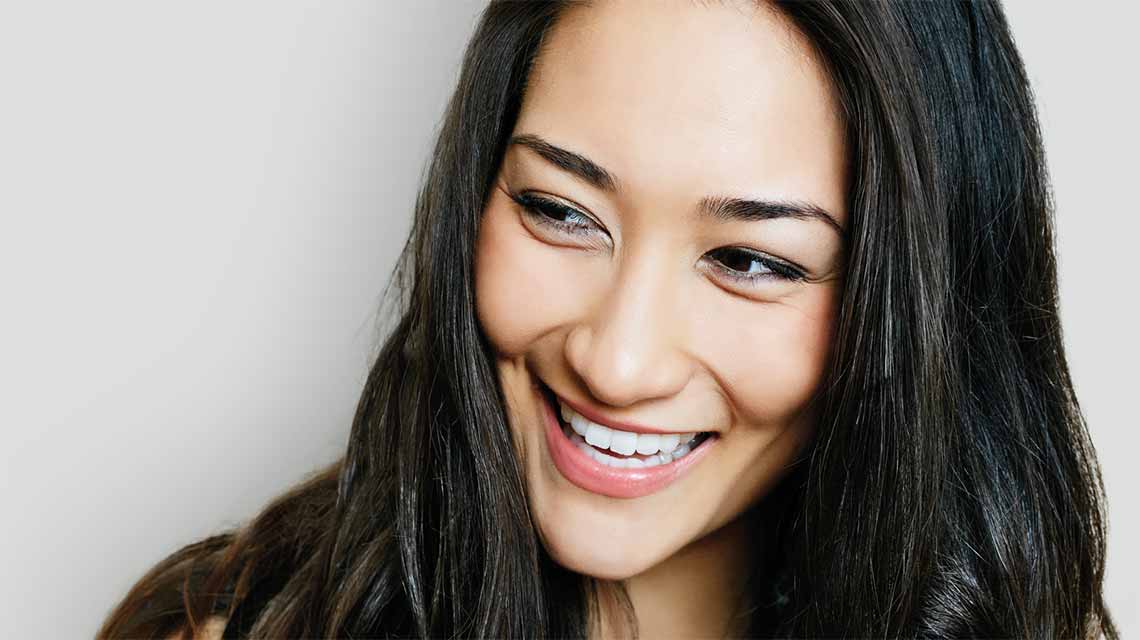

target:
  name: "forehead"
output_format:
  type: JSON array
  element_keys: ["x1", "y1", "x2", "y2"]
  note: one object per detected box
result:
[{"x1": 513, "y1": 0, "x2": 848, "y2": 226}]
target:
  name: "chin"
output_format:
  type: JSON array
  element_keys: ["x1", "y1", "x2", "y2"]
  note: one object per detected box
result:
[
  {"x1": 533, "y1": 510, "x2": 671, "y2": 581},
  {"x1": 525, "y1": 447, "x2": 701, "y2": 581}
]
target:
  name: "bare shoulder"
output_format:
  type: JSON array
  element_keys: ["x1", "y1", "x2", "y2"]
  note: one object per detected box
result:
[{"x1": 163, "y1": 615, "x2": 228, "y2": 640}]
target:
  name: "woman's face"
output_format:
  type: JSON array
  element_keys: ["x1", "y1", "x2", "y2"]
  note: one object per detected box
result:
[{"x1": 475, "y1": 0, "x2": 847, "y2": 580}]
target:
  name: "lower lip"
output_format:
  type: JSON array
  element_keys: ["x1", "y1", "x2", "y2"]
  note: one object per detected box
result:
[{"x1": 539, "y1": 385, "x2": 718, "y2": 499}]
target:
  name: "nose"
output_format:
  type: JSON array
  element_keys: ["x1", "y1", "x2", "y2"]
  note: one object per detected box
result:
[{"x1": 563, "y1": 252, "x2": 694, "y2": 408}]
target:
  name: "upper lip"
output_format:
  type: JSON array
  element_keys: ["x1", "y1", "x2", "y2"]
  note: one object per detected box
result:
[{"x1": 544, "y1": 382, "x2": 707, "y2": 436}]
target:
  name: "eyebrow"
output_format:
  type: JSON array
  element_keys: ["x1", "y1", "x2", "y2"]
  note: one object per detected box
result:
[{"x1": 509, "y1": 133, "x2": 845, "y2": 236}]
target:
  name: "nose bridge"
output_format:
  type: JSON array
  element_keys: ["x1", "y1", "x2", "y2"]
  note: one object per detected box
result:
[{"x1": 565, "y1": 245, "x2": 692, "y2": 407}]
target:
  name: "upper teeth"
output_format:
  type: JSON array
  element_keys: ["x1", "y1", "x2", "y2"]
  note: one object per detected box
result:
[{"x1": 558, "y1": 399, "x2": 699, "y2": 456}]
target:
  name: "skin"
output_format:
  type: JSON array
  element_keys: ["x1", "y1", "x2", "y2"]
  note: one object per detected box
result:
[{"x1": 474, "y1": 0, "x2": 848, "y2": 637}]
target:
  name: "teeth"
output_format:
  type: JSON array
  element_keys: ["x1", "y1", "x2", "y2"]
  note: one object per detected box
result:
[
  {"x1": 657, "y1": 433, "x2": 680, "y2": 454},
  {"x1": 635, "y1": 433, "x2": 660, "y2": 455},
  {"x1": 569, "y1": 413, "x2": 590, "y2": 438},
  {"x1": 583, "y1": 422, "x2": 612, "y2": 449},
  {"x1": 556, "y1": 398, "x2": 704, "y2": 459},
  {"x1": 609, "y1": 430, "x2": 637, "y2": 456},
  {"x1": 570, "y1": 427, "x2": 687, "y2": 468}
]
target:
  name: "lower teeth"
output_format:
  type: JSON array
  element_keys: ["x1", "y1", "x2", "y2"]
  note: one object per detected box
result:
[{"x1": 563, "y1": 422, "x2": 702, "y2": 469}]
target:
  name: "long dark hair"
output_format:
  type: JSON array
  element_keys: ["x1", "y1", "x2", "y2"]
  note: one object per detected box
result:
[{"x1": 98, "y1": 1, "x2": 1116, "y2": 637}]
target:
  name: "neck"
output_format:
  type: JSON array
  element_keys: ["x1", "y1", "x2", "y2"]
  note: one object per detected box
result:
[{"x1": 593, "y1": 510, "x2": 762, "y2": 640}]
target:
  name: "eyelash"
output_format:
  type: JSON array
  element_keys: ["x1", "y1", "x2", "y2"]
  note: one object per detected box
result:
[
  {"x1": 512, "y1": 192, "x2": 596, "y2": 237},
  {"x1": 509, "y1": 192, "x2": 807, "y2": 284}
]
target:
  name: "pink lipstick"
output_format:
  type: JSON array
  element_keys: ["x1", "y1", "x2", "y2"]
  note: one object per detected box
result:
[{"x1": 538, "y1": 382, "x2": 718, "y2": 499}]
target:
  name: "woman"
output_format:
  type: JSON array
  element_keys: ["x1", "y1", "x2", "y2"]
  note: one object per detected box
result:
[{"x1": 98, "y1": 0, "x2": 1117, "y2": 638}]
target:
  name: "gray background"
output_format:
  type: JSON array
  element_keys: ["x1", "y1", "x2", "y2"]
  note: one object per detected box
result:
[{"x1": 0, "y1": 2, "x2": 1134, "y2": 636}]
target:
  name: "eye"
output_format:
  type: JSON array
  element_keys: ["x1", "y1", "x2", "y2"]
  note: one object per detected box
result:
[
  {"x1": 509, "y1": 190, "x2": 805, "y2": 285},
  {"x1": 704, "y1": 246, "x2": 805, "y2": 284},
  {"x1": 510, "y1": 192, "x2": 601, "y2": 237}
]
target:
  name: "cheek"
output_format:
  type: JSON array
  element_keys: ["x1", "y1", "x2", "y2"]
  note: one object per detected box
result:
[
  {"x1": 474, "y1": 204, "x2": 551, "y2": 355},
  {"x1": 701, "y1": 289, "x2": 838, "y2": 424},
  {"x1": 474, "y1": 200, "x2": 590, "y2": 355}
]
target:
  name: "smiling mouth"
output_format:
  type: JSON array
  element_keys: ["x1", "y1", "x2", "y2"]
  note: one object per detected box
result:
[{"x1": 537, "y1": 380, "x2": 715, "y2": 469}]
